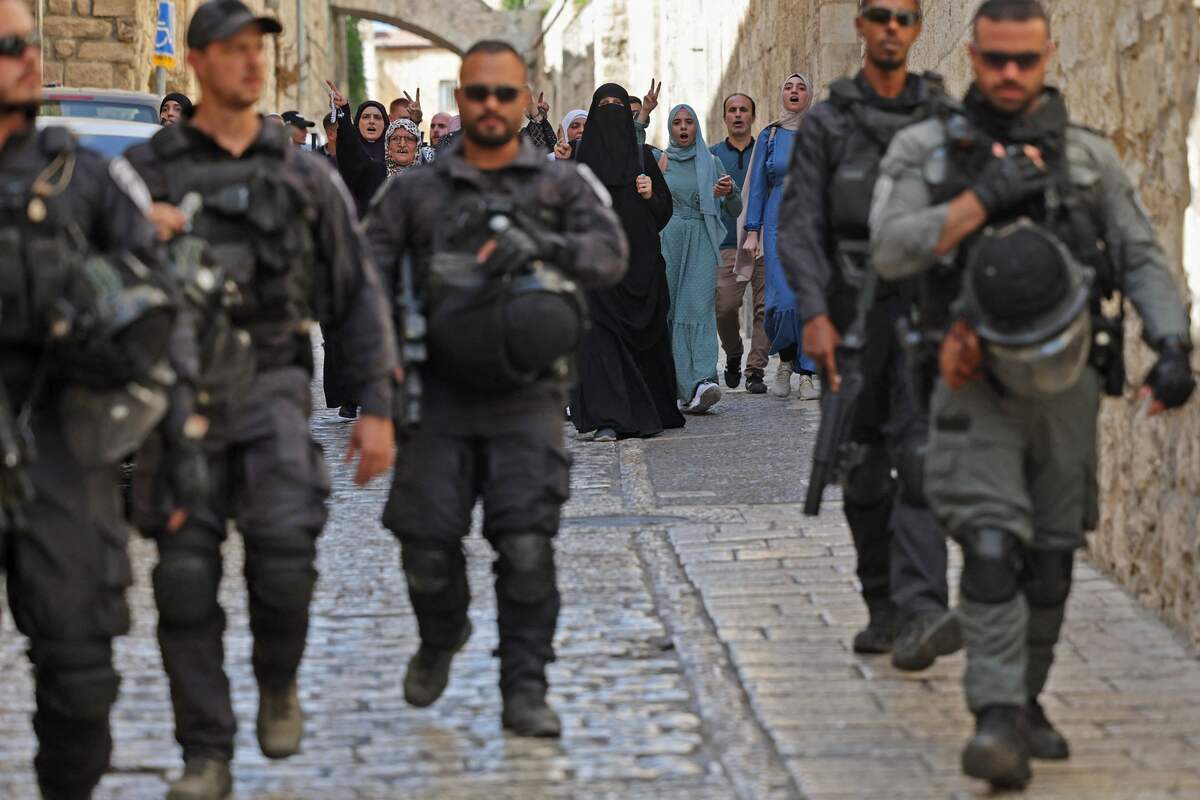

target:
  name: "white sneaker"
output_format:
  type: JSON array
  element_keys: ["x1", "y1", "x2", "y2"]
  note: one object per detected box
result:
[
  {"x1": 687, "y1": 382, "x2": 722, "y2": 413},
  {"x1": 796, "y1": 374, "x2": 820, "y2": 401},
  {"x1": 771, "y1": 362, "x2": 793, "y2": 399}
]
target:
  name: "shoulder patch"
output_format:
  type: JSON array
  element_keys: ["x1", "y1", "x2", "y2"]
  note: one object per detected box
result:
[
  {"x1": 573, "y1": 163, "x2": 612, "y2": 209},
  {"x1": 108, "y1": 155, "x2": 153, "y2": 214},
  {"x1": 923, "y1": 145, "x2": 949, "y2": 185}
]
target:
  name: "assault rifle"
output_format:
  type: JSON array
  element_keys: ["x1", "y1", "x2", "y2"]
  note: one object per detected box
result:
[
  {"x1": 0, "y1": 375, "x2": 34, "y2": 535},
  {"x1": 804, "y1": 241, "x2": 877, "y2": 517},
  {"x1": 395, "y1": 253, "x2": 426, "y2": 428}
]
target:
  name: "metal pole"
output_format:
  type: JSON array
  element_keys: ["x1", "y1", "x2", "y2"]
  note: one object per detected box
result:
[
  {"x1": 155, "y1": 66, "x2": 166, "y2": 97},
  {"x1": 296, "y1": 0, "x2": 305, "y2": 108},
  {"x1": 36, "y1": 0, "x2": 43, "y2": 82}
]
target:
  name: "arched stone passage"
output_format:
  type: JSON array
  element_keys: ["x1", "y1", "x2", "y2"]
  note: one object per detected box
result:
[{"x1": 329, "y1": 0, "x2": 542, "y2": 56}]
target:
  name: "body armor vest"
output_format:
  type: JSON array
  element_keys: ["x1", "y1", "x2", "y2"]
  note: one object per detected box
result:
[
  {"x1": 825, "y1": 73, "x2": 945, "y2": 327},
  {"x1": 0, "y1": 127, "x2": 83, "y2": 348},
  {"x1": 922, "y1": 111, "x2": 1115, "y2": 335},
  {"x1": 151, "y1": 124, "x2": 316, "y2": 369},
  {"x1": 424, "y1": 165, "x2": 586, "y2": 392}
]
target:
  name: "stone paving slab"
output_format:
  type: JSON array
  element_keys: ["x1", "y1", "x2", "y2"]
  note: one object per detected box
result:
[{"x1": 649, "y1": 377, "x2": 1200, "y2": 800}]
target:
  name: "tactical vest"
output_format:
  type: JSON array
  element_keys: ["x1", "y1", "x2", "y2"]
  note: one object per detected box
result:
[
  {"x1": 423, "y1": 162, "x2": 587, "y2": 392},
  {"x1": 151, "y1": 123, "x2": 316, "y2": 368},
  {"x1": 921, "y1": 111, "x2": 1115, "y2": 335},
  {"x1": 825, "y1": 73, "x2": 945, "y2": 325},
  {"x1": 0, "y1": 127, "x2": 84, "y2": 348},
  {"x1": 828, "y1": 73, "x2": 945, "y2": 242}
]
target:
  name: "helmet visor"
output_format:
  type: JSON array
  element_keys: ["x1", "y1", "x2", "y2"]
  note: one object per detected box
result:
[{"x1": 987, "y1": 311, "x2": 1092, "y2": 398}]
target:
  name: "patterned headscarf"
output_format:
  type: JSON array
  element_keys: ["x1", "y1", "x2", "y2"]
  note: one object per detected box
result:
[{"x1": 384, "y1": 118, "x2": 435, "y2": 175}]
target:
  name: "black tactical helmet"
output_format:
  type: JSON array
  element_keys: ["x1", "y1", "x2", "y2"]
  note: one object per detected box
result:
[{"x1": 957, "y1": 218, "x2": 1094, "y2": 397}]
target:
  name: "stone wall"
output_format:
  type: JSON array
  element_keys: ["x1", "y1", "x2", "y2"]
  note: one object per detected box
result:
[
  {"x1": 35, "y1": 0, "x2": 337, "y2": 115},
  {"x1": 538, "y1": 0, "x2": 1200, "y2": 642}
]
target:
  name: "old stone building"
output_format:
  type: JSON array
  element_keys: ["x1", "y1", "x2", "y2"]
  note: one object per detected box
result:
[{"x1": 33, "y1": 0, "x2": 338, "y2": 112}]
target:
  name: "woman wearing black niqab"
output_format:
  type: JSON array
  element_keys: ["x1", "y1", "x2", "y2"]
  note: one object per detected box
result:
[{"x1": 571, "y1": 83, "x2": 684, "y2": 440}]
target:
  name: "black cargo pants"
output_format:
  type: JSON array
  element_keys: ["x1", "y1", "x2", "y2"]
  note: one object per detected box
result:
[
  {"x1": 147, "y1": 367, "x2": 329, "y2": 762},
  {"x1": 383, "y1": 392, "x2": 569, "y2": 693},
  {"x1": 5, "y1": 410, "x2": 130, "y2": 799},
  {"x1": 838, "y1": 294, "x2": 949, "y2": 621}
]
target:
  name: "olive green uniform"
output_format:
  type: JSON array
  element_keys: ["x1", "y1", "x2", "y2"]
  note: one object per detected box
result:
[{"x1": 870, "y1": 106, "x2": 1190, "y2": 711}]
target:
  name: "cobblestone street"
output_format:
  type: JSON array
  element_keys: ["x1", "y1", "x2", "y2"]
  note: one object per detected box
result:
[{"x1": 2, "y1": 357, "x2": 1200, "y2": 799}]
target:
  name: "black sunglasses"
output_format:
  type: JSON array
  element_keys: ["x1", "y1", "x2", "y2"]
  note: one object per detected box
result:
[
  {"x1": 0, "y1": 34, "x2": 38, "y2": 58},
  {"x1": 462, "y1": 84, "x2": 522, "y2": 104},
  {"x1": 861, "y1": 7, "x2": 922, "y2": 27},
  {"x1": 977, "y1": 50, "x2": 1045, "y2": 71}
]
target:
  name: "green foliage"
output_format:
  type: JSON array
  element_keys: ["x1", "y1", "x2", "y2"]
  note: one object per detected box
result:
[
  {"x1": 345, "y1": 17, "x2": 366, "y2": 108},
  {"x1": 500, "y1": 0, "x2": 529, "y2": 8}
]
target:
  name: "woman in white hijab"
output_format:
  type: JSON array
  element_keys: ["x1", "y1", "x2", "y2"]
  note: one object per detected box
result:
[
  {"x1": 738, "y1": 73, "x2": 818, "y2": 399},
  {"x1": 551, "y1": 109, "x2": 588, "y2": 161}
]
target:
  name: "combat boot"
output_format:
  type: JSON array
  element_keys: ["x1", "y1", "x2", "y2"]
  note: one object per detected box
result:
[
  {"x1": 891, "y1": 608, "x2": 962, "y2": 671},
  {"x1": 1026, "y1": 698, "x2": 1070, "y2": 760},
  {"x1": 962, "y1": 705, "x2": 1031, "y2": 789},
  {"x1": 166, "y1": 756, "x2": 232, "y2": 800},
  {"x1": 852, "y1": 604, "x2": 895, "y2": 654},
  {"x1": 257, "y1": 680, "x2": 303, "y2": 759},
  {"x1": 404, "y1": 619, "x2": 472, "y2": 707},
  {"x1": 502, "y1": 685, "x2": 562, "y2": 738}
]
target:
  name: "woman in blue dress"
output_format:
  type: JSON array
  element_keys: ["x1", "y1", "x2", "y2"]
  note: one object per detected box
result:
[
  {"x1": 658, "y1": 104, "x2": 742, "y2": 413},
  {"x1": 740, "y1": 73, "x2": 818, "y2": 400}
]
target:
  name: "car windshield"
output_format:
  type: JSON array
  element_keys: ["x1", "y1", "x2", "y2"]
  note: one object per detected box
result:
[
  {"x1": 41, "y1": 99, "x2": 158, "y2": 124},
  {"x1": 76, "y1": 133, "x2": 150, "y2": 159}
]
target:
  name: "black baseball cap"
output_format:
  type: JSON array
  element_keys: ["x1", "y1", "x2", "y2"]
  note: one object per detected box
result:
[
  {"x1": 281, "y1": 110, "x2": 314, "y2": 129},
  {"x1": 187, "y1": 0, "x2": 282, "y2": 49}
]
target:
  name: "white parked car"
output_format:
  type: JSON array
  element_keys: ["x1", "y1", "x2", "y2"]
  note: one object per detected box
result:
[
  {"x1": 36, "y1": 115, "x2": 160, "y2": 159},
  {"x1": 41, "y1": 87, "x2": 161, "y2": 124}
]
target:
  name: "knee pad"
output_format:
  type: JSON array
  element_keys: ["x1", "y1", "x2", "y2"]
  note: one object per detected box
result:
[
  {"x1": 1024, "y1": 549, "x2": 1074, "y2": 608},
  {"x1": 895, "y1": 441, "x2": 927, "y2": 507},
  {"x1": 960, "y1": 527, "x2": 1023, "y2": 604},
  {"x1": 843, "y1": 444, "x2": 894, "y2": 506},
  {"x1": 401, "y1": 541, "x2": 462, "y2": 595},
  {"x1": 248, "y1": 556, "x2": 317, "y2": 614},
  {"x1": 495, "y1": 533, "x2": 556, "y2": 605},
  {"x1": 31, "y1": 642, "x2": 120, "y2": 721},
  {"x1": 153, "y1": 551, "x2": 220, "y2": 627}
]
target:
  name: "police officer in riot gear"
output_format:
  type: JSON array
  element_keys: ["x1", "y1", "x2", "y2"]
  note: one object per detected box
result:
[
  {"x1": 871, "y1": 0, "x2": 1195, "y2": 789},
  {"x1": 778, "y1": 0, "x2": 960, "y2": 670},
  {"x1": 125, "y1": 2, "x2": 398, "y2": 797},
  {"x1": 365, "y1": 40, "x2": 628, "y2": 737},
  {"x1": 0, "y1": 1, "x2": 175, "y2": 796}
]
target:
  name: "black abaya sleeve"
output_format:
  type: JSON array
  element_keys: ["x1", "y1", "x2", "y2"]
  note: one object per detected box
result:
[{"x1": 640, "y1": 144, "x2": 673, "y2": 231}]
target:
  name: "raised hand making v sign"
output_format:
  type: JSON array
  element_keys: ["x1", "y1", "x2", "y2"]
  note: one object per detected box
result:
[
  {"x1": 403, "y1": 88, "x2": 423, "y2": 124},
  {"x1": 638, "y1": 78, "x2": 662, "y2": 125}
]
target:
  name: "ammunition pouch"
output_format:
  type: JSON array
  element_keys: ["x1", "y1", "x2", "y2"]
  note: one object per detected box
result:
[
  {"x1": 167, "y1": 234, "x2": 256, "y2": 411},
  {"x1": 1088, "y1": 311, "x2": 1126, "y2": 397}
]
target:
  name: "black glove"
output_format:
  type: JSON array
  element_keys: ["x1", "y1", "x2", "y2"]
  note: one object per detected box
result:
[
  {"x1": 1146, "y1": 339, "x2": 1196, "y2": 410},
  {"x1": 971, "y1": 150, "x2": 1049, "y2": 217},
  {"x1": 482, "y1": 217, "x2": 565, "y2": 277}
]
